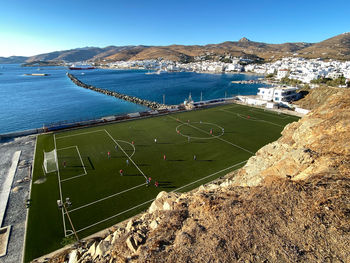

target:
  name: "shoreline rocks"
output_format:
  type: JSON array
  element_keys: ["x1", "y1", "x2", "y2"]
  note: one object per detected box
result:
[{"x1": 67, "y1": 73, "x2": 175, "y2": 110}]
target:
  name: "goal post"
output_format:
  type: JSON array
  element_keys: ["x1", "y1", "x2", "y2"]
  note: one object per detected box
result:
[{"x1": 43, "y1": 149, "x2": 58, "y2": 173}]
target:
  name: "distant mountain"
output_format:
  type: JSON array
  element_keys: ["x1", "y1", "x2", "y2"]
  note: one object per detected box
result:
[
  {"x1": 0, "y1": 56, "x2": 28, "y2": 64},
  {"x1": 4, "y1": 32, "x2": 349, "y2": 64},
  {"x1": 102, "y1": 40, "x2": 312, "y2": 62},
  {"x1": 26, "y1": 46, "x2": 136, "y2": 63}
]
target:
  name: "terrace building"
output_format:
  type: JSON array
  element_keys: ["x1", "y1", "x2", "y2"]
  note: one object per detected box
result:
[{"x1": 257, "y1": 87, "x2": 300, "y2": 103}]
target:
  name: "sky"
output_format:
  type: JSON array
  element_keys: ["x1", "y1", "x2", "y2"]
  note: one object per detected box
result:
[{"x1": 0, "y1": 0, "x2": 350, "y2": 57}]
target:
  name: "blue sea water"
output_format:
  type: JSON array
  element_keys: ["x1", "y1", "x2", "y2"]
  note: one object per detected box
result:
[
  {"x1": 78, "y1": 69, "x2": 265, "y2": 105},
  {"x1": 0, "y1": 65, "x2": 267, "y2": 134}
]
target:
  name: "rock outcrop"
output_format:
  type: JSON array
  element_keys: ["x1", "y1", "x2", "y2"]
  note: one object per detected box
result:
[
  {"x1": 293, "y1": 86, "x2": 342, "y2": 110},
  {"x1": 42, "y1": 90, "x2": 350, "y2": 263},
  {"x1": 229, "y1": 89, "x2": 350, "y2": 186},
  {"x1": 67, "y1": 73, "x2": 174, "y2": 110}
]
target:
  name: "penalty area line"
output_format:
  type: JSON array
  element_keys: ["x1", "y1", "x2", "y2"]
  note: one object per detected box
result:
[
  {"x1": 69, "y1": 199, "x2": 155, "y2": 235},
  {"x1": 75, "y1": 146, "x2": 87, "y2": 175},
  {"x1": 67, "y1": 161, "x2": 247, "y2": 235},
  {"x1": 104, "y1": 129, "x2": 147, "y2": 180},
  {"x1": 59, "y1": 145, "x2": 88, "y2": 183},
  {"x1": 65, "y1": 182, "x2": 147, "y2": 214},
  {"x1": 53, "y1": 133, "x2": 67, "y2": 236}
]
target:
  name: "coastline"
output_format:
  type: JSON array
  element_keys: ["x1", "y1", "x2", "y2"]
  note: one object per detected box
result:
[
  {"x1": 1, "y1": 65, "x2": 270, "y2": 135},
  {"x1": 97, "y1": 65, "x2": 266, "y2": 77}
]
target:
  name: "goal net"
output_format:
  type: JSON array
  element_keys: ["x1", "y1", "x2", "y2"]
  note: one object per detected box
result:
[{"x1": 43, "y1": 150, "x2": 58, "y2": 173}]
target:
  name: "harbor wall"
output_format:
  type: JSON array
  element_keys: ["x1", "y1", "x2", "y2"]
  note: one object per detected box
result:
[
  {"x1": 0, "y1": 128, "x2": 44, "y2": 141},
  {"x1": 67, "y1": 73, "x2": 174, "y2": 110}
]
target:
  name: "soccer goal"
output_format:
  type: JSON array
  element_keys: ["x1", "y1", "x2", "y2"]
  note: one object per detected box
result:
[{"x1": 43, "y1": 150, "x2": 58, "y2": 173}]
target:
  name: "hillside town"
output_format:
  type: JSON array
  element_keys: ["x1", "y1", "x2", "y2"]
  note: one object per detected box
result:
[
  {"x1": 245, "y1": 57, "x2": 350, "y2": 84},
  {"x1": 104, "y1": 57, "x2": 350, "y2": 86}
]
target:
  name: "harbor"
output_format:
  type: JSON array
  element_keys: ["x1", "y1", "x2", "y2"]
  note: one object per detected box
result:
[{"x1": 67, "y1": 73, "x2": 175, "y2": 110}]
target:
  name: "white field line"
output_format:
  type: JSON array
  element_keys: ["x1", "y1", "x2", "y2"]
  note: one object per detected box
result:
[
  {"x1": 57, "y1": 146, "x2": 77, "y2": 151},
  {"x1": 249, "y1": 108, "x2": 289, "y2": 119},
  {"x1": 221, "y1": 104, "x2": 240, "y2": 110},
  {"x1": 60, "y1": 173, "x2": 87, "y2": 183},
  {"x1": 54, "y1": 134, "x2": 67, "y2": 236},
  {"x1": 169, "y1": 115, "x2": 254, "y2": 155},
  {"x1": 171, "y1": 160, "x2": 247, "y2": 192},
  {"x1": 104, "y1": 129, "x2": 147, "y2": 180},
  {"x1": 41, "y1": 164, "x2": 47, "y2": 175},
  {"x1": 57, "y1": 145, "x2": 87, "y2": 182},
  {"x1": 75, "y1": 146, "x2": 87, "y2": 175},
  {"x1": 56, "y1": 129, "x2": 105, "y2": 140},
  {"x1": 115, "y1": 139, "x2": 136, "y2": 158},
  {"x1": 65, "y1": 183, "x2": 146, "y2": 214},
  {"x1": 176, "y1": 122, "x2": 224, "y2": 140},
  {"x1": 220, "y1": 109, "x2": 284, "y2": 128},
  {"x1": 70, "y1": 199, "x2": 155, "y2": 235},
  {"x1": 69, "y1": 161, "x2": 246, "y2": 235}
]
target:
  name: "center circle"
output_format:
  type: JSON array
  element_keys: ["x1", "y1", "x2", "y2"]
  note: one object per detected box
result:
[{"x1": 176, "y1": 122, "x2": 224, "y2": 140}]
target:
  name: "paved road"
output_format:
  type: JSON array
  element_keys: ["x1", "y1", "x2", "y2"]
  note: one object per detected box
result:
[{"x1": 0, "y1": 135, "x2": 35, "y2": 263}]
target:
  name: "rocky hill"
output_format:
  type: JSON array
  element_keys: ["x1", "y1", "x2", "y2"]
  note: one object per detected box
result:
[
  {"x1": 4, "y1": 32, "x2": 349, "y2": 64},
  {"x1": 43, "y1": 89, "x2": 350, "y2": 263},
  {"x1": 102, "y1": 33, "x2": 350, "y2": 62},
  {"x1": 293, "y1": 87, "x2": 342, "y2": 110},
  {"x1": 103, "y1": 39, "x2": 312, "y2": 62},
  {"x1": 298, "y1": 32, "x2": 350, "y2": 60}
]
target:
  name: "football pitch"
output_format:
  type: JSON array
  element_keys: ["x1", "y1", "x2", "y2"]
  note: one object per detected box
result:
[{"x1": 25, "y1": 103, "x2": 299, "y2": 261}]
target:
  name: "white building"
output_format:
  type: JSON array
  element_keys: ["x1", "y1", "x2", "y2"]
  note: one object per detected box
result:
[
  {"x1": 276, "y1": 69, "x2": 289, "y2": 79},
  {"x1": 257, "y1": 87, "x2": 300, "y2": 103}
]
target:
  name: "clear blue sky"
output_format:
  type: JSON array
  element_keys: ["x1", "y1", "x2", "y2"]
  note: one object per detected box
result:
[{"x1": 1, "y1": 0, "x2": 349, "y2": 57}]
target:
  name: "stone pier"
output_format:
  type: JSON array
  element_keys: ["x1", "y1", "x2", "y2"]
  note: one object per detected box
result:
[{"x1": 67, "y1": 73, "x2": 174, "y2": 110}]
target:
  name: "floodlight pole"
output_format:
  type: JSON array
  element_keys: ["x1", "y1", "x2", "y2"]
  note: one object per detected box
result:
[{"x1": 58, "y1": 198, "x2": 79, "y2": 242}]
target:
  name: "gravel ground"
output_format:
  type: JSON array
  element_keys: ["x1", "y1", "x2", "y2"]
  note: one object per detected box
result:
[{"x1": 0, "y1": 135, "x2": 36, "y2": 263}]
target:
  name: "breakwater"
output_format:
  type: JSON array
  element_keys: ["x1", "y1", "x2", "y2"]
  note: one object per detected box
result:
[
  {"x1": 67, "y1": 73, "x2": 174, "y2": 110},
  {"x1": 231, "y1": 79, "x2": 265, "y2": 84}
]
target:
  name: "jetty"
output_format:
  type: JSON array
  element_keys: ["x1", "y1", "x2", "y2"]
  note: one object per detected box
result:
[
  {"x1": 67, "y1": 73, "x2": 174, "y2": 110},
  {"x1": 231, "y1": 79, "x2": 265, "y2": 84}
]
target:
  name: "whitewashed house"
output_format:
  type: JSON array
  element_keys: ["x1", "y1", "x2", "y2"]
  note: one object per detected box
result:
[
  {"x1": 258, "y1": 87, "x2": 300, "y2": 103},
  {"x1": 276, "y1": 69, "x2": 289, "y2": 79}
]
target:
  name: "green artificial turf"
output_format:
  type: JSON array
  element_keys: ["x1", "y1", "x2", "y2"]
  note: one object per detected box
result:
[{"x1": 24, "y1": 103, "x2": 299, "y2": 262}]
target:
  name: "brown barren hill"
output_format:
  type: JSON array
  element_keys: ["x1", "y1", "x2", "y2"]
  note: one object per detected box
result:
[
  {"x1": 46, "y1": 90, "x2": 350, "y2": 263},
  {"x1": 293, "y1": 86, "x2": 342, "y2": 110},
  {"x1": 298, "y1": 32, "x2": 350, "y2": 60},
  {"x1": 104, "y1": 46, "x2": 149, "y2": 61},
  {"x1": 22, "y1": 32, "x2": 350, "y2": 63}
]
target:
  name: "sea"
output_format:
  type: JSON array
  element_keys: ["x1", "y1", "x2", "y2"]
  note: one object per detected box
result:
[{"x1": 0, "y1": 64, "x2": 267, "y2": 134}]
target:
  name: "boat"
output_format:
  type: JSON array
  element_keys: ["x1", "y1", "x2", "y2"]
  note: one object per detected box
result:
[
  {"x1": 68, "y1": 64, "x2": 96, "y2": 70},
  {"x1": 145, "y1": 65, "x2": 168, "y2": 75},
  {"x1": 24, "y1": 73, "x2": 50, "y2": 76}
]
